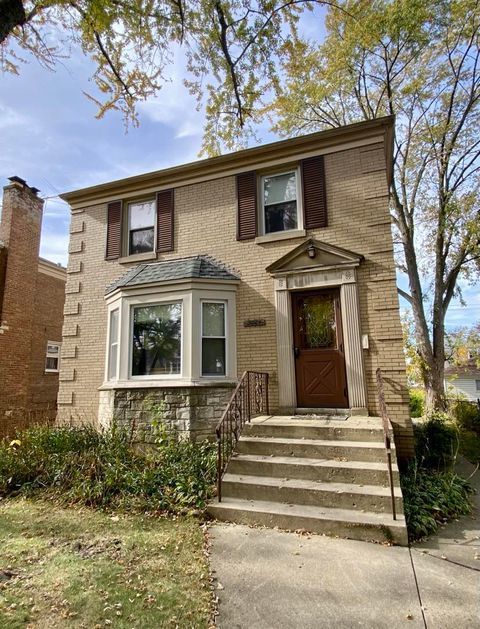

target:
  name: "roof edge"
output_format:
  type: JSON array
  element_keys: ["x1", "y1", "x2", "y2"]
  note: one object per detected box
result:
[
  {"x1": 38, "y1": 257, "x2": 67, "y2": 281},
  {"x1": 61, "y1": 116, "x2": 394, "y2": 207}
]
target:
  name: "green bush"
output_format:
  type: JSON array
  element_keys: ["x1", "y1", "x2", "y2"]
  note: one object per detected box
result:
[
  {"x1": 0, "y1": 424, "x2": 217, "y2": 512},
  {"x1": 450, "y1": 399, "x2": 480, "y2": 434},
  {"x1": 413, "y1": 413, "x2": 459, "y2": 470},
  {"x1": 401, "y1": 462, "x2": 473, "y2": 540},
  {"x1": 409, "y1": 389, "x2": 425, "y2": 418}
]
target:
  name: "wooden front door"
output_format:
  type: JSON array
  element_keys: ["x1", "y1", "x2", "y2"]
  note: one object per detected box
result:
[{"x1": 292, "y1": 289, "x2": 348, "y2": 408}]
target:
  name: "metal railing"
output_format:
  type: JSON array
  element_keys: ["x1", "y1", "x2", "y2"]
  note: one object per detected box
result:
[
  {"x1": 215, "y1": 371, "x2": 269, "y2": 501},
  {"x1": 376, "y1": 367, "x2": 397, "y2": 520}
]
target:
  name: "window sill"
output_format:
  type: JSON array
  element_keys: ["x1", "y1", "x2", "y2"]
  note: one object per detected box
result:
[
  {"x1": 98, "y1": 378, "x2": 237, "y2": 391},
  {"x1": 118, "y1": 251, "x2": 157, "y2": 264},
  {"x1": 255, "y1": 229, "x2": 306, "y2": 244}
]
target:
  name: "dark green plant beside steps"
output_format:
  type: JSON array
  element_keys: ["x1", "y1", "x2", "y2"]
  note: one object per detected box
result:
[
  {"x1": 401, "y1": 412, "x2": 474, "y2": 541},
  {"x1": 0, "y1": 424, "x2": 217, "y2": 512}
]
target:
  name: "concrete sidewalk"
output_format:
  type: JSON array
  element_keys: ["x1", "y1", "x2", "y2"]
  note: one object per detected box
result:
[{"x1": 208, "y1": 461, "x2": 479, "y2": 628}]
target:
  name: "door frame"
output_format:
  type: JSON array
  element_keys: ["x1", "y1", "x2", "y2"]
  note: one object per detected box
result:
[
  {"x1": 291, "y1": 287, "x2": 349, "y2": 408},
  {"x1": 273, "y1": 267, "x2": 368, "y2": 414}
]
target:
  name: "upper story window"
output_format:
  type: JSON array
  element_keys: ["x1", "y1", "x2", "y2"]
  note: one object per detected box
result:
[
  {"x1": 476, "y1": 379, "x2": 480, "y2": 391},
  {"x1": 261, "y1": 170, "x2": 300, "y2": 234},
  {"x1": 128, "y1": 200, "x2": 155, "y2": 255},
  {"x1": 45, "y1": 342, "x2": 61, "y2": 373},
  {"x1": 132, "y1": 303, "x2": 182, "y2": 377}
]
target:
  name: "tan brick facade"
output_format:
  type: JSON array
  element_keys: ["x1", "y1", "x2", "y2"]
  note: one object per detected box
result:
[
  {"x1": 58, "y1": 122, "x2": 413, "y2": 457},
  {"x1": 0, "y1": 180, "x2": 66, "y2": 437}
]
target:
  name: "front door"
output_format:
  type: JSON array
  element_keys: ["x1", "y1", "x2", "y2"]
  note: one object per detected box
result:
[{"x1": 292, "y1": 289, "x2": 348, "y2": 408}]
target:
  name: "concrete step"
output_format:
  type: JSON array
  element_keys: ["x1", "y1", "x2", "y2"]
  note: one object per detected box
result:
[
  {"x1": 236, "y1": 436, "x2": 394, "y2": 463},
  {"x1": 227, "y1": 454, "x2": 399, "y2": 486},
  {"x1": 208, "y1": 497, "x2": 408, "y2": 545},
  {"x1": 244, "y1": 419, "x2": 385, "y2": 442},
  {"x1": 221, "y1": 474, "x2": 403, "y2": 514}
]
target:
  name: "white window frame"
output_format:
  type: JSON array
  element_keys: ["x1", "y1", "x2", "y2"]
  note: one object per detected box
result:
[
  {"x1": 129, "y1": 300, "x2": 184, "y2": 380},
  {"x1": 107, "y1": 308, "x2": 120, "y2": 381},
  {"x1": 259, "y1": 168, "x2": 303, "y2": 236},
  {"x1": 126, "y1": 198, "x2": 156, "y2": 256},
  {"x1": 45, "y1": 341, "x2": 61, "y2": 373},
  {"x1": 201, "y1": 300, "x2": 228, "y2": 377},
  {"x1": 103, "y1": 281, "x2": 237, "y2": 387}
]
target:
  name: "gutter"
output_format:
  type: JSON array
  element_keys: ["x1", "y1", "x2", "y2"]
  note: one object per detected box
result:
[{"x1": 61, "y1": 116, "x2": 395, "y2": 209}]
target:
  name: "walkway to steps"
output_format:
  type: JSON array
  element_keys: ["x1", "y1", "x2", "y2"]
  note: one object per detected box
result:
[{"x1": 208, "y1": 415, "x2": 408, "y2": 545}]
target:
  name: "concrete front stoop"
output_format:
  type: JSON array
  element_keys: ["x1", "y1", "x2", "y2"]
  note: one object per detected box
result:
[{"x1": 208, "y1": 416, "x2": 408, "y2": 545}]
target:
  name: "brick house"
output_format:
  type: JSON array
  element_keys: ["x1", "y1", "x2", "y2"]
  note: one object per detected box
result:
[
  {"x1": 58, "y1": 117, "x2": 413, "y2": 542},
  {"x1": 0, "y1": 177, "x2": 66, "y2": 437},
  {"x1": 58, "y1": 116, "x2": 412, "y2": 452}
]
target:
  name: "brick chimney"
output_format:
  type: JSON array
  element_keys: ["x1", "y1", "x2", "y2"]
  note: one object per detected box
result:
[{"x1": 0, "y1": 177, "x2": 44, "y2": 411}]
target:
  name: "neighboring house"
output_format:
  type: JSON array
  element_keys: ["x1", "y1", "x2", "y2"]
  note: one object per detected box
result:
[
  {"x1": 445, "y1": 360, "x2": 480, "y2": 402},
  {"x1": 58, "y1": 116, "x2": 413, "y2": 459},
  {"x1": 0, "y1": 177, "x2": 66, "y2": 437}
]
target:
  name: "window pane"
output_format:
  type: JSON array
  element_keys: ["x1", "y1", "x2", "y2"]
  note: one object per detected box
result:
[
  {"x1": 265, "y1": 201, "x2": 297, "y2": 233},
  {"x1": 129, "y1": 201, "x2": 155, "y2": 230},
  {"x1": 264, "y1": 172, "x2": 297, "y2": 206},
  {"x1": 130, "y1": 228, "x2": 154, "y2": 254},
  {"x1": 202, "y1": 338, "x2": 226, "y2": 376},
  {"x1": 47, "y1": 344, "x2": 59, "y2": 356},
  {"x1": 476, "y1": 380, "x2": 480, "y2": 391},
  {"x1": 108, "y1": 309, "x2": 119, "y2": 380},
  {"x1": 110, "y1": 309, "x2": 119, "y2": 341},
  {"x1": 299, "y1": 295, "x2": 337, "y2": 349},
  {"x1": 132, "y1": 303, "x2": 181, "y2": 376},
  {"x1": 202, "y1": 302, "x2": 225, "y2": 337},
  {"x1": 46, "y1": 357, "x2": 58, "y2": 370},
  {"x1": 108, "y1": 344, "x2": 118, "y2": 380}
]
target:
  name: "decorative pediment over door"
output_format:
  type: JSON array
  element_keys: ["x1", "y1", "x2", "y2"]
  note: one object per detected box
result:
[
  {"x1": 266, "y1": 238, "x2": 363, "y2": 275},
  {"x1": 268, "y1": 238, "x2": 368, "y2": 414}
]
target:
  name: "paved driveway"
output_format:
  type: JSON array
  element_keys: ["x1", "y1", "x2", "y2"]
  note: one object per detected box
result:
[{"x1": 208, "y1": 461, "x2": 479, "y2": 628}]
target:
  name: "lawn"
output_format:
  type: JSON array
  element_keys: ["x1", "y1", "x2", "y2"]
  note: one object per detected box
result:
[{"x1": 0, "y1": 498, "x2": 213, "y2": 628}]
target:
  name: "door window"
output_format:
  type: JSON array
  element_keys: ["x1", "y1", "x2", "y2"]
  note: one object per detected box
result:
[{"x1": 298, "y1": 294, "x2": 337, "y2": 349}]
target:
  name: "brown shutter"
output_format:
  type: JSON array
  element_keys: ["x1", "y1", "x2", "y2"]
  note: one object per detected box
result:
[
  {"x1": 156, "y1": 189, "x2": 174, "y2": 252},
  {"x1": 105, "y1": 200, "x2": 123, "y2": 260},
  {"x1": 301, "y1": 155, "x2": 328, "y2": 229},
  {"x1": 236, "y1": 171, "x2": 257, "y2": 240}
]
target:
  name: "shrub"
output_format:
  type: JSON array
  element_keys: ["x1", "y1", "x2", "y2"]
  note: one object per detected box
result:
[
  {"x1": 0, "y1": 424, "x2": 217, "y2": 513},
  {"x1": 401, "y1": 462, "x2": 473, "y2": 540},
  {"x1": 409, "y1": 389, "x2": 425, "y2": 418},
  {"x1": 450, "y1": 399, "x2": 480, "y2": 435},
  {"x1": 413, "y1": 413, "x2": 459, "y2": 470}
]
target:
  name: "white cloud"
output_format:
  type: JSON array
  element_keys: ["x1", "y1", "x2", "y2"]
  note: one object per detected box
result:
[
  {"x1": 138, "y1": 47, "x2": 204, "y2": 142},
  {"x1": 0, "y1": 103, "x2": 29, "y2": 129}
]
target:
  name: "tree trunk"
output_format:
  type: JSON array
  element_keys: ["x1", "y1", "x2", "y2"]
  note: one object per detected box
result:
[{"x1": 423, "y1": 357, "x2": 447, "y2": 413}]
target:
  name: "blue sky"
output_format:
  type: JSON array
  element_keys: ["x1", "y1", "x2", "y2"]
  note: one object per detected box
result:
[{"x1": 0, "y1": 9, "x2": 477, "y2": 330}]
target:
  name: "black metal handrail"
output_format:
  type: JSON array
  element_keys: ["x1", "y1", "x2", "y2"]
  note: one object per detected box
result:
[
  {"x1": 215, "y1": 371, "x2": 269, "y2": 501},
  {"x1": 376, "y1": 367, "x2": 397, "y2": 520}
]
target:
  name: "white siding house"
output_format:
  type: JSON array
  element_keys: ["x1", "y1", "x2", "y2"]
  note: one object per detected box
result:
[{"x1": 445, "y1": 363, "x2": 480, "y2": 402}]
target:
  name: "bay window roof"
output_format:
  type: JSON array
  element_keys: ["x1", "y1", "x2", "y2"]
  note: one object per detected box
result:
[{"x1": 105, "y1": 255, "x2": 239, "y2": 295}]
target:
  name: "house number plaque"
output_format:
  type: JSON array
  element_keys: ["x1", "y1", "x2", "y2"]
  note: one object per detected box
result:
[{"x1": 243, "y1": 318, "x2": 267, "y2": 328}]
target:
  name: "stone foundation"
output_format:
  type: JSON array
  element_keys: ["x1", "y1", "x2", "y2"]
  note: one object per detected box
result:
[{"x1": 99, "y1": 384, "x2": 235, "y2": 441}]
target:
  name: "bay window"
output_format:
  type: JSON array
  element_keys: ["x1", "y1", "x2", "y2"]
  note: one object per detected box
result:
[{"x1": 104, "y1": 279, "x2": 237, "y2": 386}]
